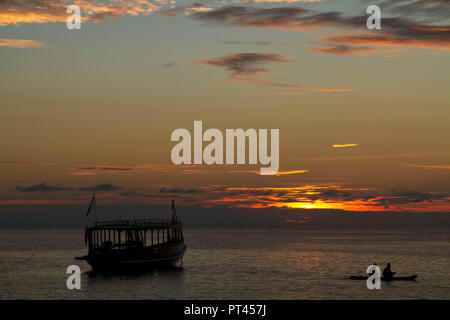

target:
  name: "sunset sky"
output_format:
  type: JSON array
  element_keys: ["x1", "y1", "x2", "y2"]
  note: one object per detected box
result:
[{"x1": 1, "y1": 0, "x2": 449, "y2": 218}]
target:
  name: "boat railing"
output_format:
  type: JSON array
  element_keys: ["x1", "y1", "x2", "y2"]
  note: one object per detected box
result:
[{"x1": 93, "y1": 218, "x2": 182, "y2": 229}]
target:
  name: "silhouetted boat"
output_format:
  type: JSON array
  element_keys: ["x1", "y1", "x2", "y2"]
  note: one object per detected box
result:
[
  {"x1": 349, "y1": 275, "x2": 417, "y2": 281},
  {"x1": 76, "y1": 200, "x2": 186, "y2": 271}
]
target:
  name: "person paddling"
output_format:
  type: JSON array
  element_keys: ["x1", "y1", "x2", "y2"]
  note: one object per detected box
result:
[{"x1": 383, "y1": 263, "x2": 396, "y2": 280}]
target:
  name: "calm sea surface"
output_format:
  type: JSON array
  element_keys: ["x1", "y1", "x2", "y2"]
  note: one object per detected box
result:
[{"x1": 0, "y1": 228, "x2": 449, "y2": 299}]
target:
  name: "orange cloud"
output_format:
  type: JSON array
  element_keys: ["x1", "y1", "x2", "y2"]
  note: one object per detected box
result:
[
  {"x1": 197, "y1": 53, "x2": 291, "y2": 76},
  {"x1": 67, "y1": 163, "x2": 208, "y2": 175},
  {"x1": 276, "y1": 170, "x2": 309, "y2": 175},
  {"x1": 324, "y1": 33, "x2": 450, "y2": 51},
  {"x1": 227, "y1": 77, "x2": 352, "y2": 92},
  {"x1": 198, "y1": 53, "x2": 351, "y2": 93},
  {"x1": 308, "y1": 43, "x2": 399, "y2": 56},
  {"x1": 0, "y1": 0, "x2": 159, "y2": 26},
  {"x1": 0, "y1": 161, "x2": 208, "y2": 175},
  {"x1": 0, "y1": 161, "x2": 56, "y2": 167},
  {"x1": 403, "y1": 164, "x2": 450, "y2": 170},
  {"x1": 192, "y1": 5, "x2": 450, "y2": 53},
  {"x1": 0, "y1": 38, "x2": 44, "y2": 48},
  {"x1": 229, "y1": 169, "x2": 309, "y2": 176},
  {"x1": 332, "y1": 143, "x2": 358, "y2": 148}
]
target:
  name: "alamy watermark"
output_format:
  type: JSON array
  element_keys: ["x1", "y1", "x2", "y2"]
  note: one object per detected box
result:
[
  {"x1": 366, "y1": 5, "x2": 381, "y2": 30},
  {"x1": 171, "y1": 121, "x2": 279, "y2": 175},
  {"x1": 66, "y1": 5, "x2": 81, "y2": 30},
  {"x1": 66, "y1": 265, "x2": 81, "y2": 289},
  {"x1": 366, "y1": 264, "x2": 381, "y2": 289}
]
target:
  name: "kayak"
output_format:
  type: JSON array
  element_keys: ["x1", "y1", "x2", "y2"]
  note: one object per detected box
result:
[{"x1": 349, "y1": 275, "x2": 417, "y2": 281}]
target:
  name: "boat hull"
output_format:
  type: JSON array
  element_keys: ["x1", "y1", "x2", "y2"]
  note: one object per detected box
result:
[{"x1": 86, "y1": 244, "x2": 186, "y2": 272}]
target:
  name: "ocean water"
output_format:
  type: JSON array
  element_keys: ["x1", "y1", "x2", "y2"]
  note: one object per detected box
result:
[{"x1": 0, "y1": 228, "x2": 449, "y2": 300}]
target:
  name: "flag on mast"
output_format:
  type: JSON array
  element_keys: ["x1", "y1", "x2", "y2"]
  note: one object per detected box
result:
[{"x1": 86, "y1": 191, "x2": 96, "y2": 216}]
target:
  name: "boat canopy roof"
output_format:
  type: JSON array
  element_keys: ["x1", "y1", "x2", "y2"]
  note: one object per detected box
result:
[{"x1": 91, "y1": 218, "x2": 182, "y2": 231}]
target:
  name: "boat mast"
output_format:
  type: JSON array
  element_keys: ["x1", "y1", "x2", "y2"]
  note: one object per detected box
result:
[
  {"x1": 171, "y1": 200, "x2": 178, "y2": 223},
  {"x1": 84, "y1": 190, "x2": 98, "y2": 245}
]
